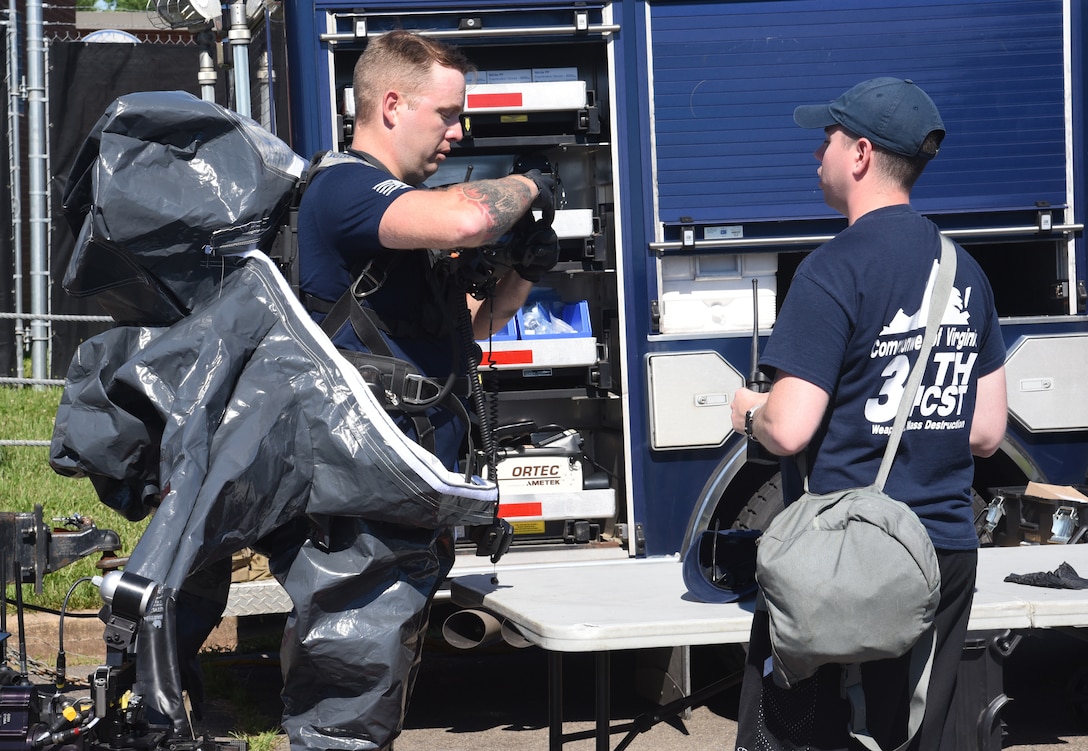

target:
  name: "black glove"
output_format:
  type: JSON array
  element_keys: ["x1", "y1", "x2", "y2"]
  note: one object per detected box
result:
[
  {"x1": 512, "y1": 215, "x2": 560, "y2": 283},
  {"x1": 521, "y1": 168, "x2": 556, "y2": 212}
]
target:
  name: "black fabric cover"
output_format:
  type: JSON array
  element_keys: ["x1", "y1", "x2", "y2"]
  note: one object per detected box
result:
[{"x1": 1005, "y1": 561, "x2": 1088, "y2": 590}]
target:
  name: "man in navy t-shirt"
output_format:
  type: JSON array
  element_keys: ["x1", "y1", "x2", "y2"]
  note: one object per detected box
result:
[
  {"x1": 278, "y1": 30, "x2": 555, "y2": 751},
  {"x1": 730, "y1": 78, "x2": 1008, "y2": 750}
]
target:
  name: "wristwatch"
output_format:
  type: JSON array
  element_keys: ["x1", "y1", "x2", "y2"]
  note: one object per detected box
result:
[{"x1": 744, "y1": 403, "x2": 763, "y2": 443}]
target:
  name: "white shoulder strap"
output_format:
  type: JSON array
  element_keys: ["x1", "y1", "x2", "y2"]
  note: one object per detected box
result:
[
  {"x1": 799, "y1": 234, "x2": 957, "y2": 493},
  {"x1": 845, "y1": 625, "x2": 936, "y2": 751},
  {"x1": 874, "y1": 235, "x2": 957, "y2": 490}
]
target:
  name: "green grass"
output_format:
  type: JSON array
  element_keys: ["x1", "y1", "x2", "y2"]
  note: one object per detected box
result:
[
  {"x1": 4, "y1": 384, "x2": 286, "y2": 745},
  {"x1": 2, "y1": 385, "x2": 148, "y2": 611}
]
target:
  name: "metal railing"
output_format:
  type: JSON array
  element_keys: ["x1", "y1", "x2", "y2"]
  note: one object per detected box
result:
[{"x1": 0, "y1": 312, "x2": 112, "y2": 387}]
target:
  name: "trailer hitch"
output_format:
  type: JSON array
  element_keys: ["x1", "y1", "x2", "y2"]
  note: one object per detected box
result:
[{"x1": 1, "y1": 506, "x2": 122, "y2": 592}]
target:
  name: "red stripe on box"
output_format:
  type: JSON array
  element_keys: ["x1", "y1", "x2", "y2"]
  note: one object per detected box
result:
[
  {"x1": 479, "y1": 349, "x2": 533, "y2": 365},
  {"x1": 498, "y1": 502, "x2": 543, "y2": 518},
  {"x1": 467, "y1": 92, "x2": 524, "y2": 108}
]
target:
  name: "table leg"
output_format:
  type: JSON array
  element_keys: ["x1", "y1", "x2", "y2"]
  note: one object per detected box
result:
[
  {"x1": 549, "y1": 651, "x2": 564, "y2": 751},
  {"x1": 596, "y1": 651, "x2": 610, "y2": 751}
]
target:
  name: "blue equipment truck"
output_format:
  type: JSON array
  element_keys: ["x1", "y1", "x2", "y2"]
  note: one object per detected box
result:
[
  {"x1": 258, "y1": 0, "x2": 1088, "y2": 566},
  {"x1": 119, "y1": 0, "x2": 1087, "y2": 735}
]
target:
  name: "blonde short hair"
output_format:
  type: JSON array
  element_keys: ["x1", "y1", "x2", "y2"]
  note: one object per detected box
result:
[{"x1": 352, "y1": 30, "x2": 474, "y2": 123}]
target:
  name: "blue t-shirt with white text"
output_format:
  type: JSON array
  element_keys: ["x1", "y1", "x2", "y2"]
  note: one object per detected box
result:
[
  {"x1": 297, "y1": 157, "x2": 465, "y2": 466},
  {"x1": 761, "y1": 205, "x2": 1005, "y2": 550}
]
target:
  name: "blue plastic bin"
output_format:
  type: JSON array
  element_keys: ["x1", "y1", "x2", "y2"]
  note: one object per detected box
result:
[{"x1": 516, "y1": 299, "x2": 592, "y2": 339}]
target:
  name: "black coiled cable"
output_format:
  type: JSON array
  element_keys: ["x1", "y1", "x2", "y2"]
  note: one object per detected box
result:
[{"x1": 457, "y1": 302, "x2": 496, "y2": 482}]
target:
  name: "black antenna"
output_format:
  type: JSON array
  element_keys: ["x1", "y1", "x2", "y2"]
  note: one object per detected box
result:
[{"x1": 747, "y1": 278, "x2": 776, "y2": 464}]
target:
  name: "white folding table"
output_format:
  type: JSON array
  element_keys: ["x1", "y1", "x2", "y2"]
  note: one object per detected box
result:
[{"x1": 451, "y1": 544, "x2": 1088, "y2": 750}]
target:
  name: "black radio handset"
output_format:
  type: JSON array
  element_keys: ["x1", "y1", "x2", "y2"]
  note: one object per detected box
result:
[{"x1": 747, "y1": 278, "x2": 778, "y2": 465}]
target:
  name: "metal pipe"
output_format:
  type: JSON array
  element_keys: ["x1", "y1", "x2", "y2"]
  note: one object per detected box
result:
[
  {"x1": 5, "y1": 0, "x2": 23, "y2": 378},
  {"x1": 499, "y1": 619, "x2": 533, "y2": 648},
  {"x1": 548, "y1": 651, "x2": 562, "y2": 751},
  {"x1": 199, "y1": 47, "x2": 217, "y2": 102},
  {"x1": 25, "y1": 0, "x2": 47, "y2": 383},
  {"x1": 440, "y1": 608, "x2": 504, "y2": 650},
  {"x1": 228, "y1": 0, "x2": 250, "y2": 117},
  {"x1": 196, "y1": 29, "x2": 218, "y2": 103}
]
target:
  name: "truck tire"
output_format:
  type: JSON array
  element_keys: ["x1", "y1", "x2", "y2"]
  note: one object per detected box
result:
[{"x1": 731, "y1": 474, "x2": 784, "y2": 533}]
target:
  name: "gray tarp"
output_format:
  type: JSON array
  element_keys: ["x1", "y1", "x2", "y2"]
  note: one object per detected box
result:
[{"x1": 50, "y1": 91, "x2": 497, "y2": 750}]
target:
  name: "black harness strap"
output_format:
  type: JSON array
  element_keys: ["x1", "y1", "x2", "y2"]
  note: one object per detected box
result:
[
  {"x1": 316, "y1": 280, "x2": 474, "y2": 455},
  {"x1": 298, "y1": 150, "x2": 474, "y2": 457}
]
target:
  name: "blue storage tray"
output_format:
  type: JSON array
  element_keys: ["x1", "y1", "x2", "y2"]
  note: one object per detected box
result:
[
  {"x1": 482, "y1": 316, "x2": 519, "y2": 342},
  {"x1": 517, "y1": 299, "x2": 592, "y2": 339}
]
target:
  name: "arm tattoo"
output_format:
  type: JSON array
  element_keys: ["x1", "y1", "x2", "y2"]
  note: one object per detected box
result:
[{"x1": 461, "y1": 178, "x2": 532, "y2": 243}]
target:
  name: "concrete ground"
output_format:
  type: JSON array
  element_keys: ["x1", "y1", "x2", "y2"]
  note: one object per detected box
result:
[
  {"x1": 6, "y1": 605, "x2": 1088, "y2": 751},
  {"x1": 396, "y1": 622, "x2": 1088, "y2": 751}
]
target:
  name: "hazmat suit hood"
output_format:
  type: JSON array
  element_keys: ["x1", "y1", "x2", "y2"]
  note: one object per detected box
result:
[{"x1": 60, "y1": 90, "x2": 304, "y2": 324}]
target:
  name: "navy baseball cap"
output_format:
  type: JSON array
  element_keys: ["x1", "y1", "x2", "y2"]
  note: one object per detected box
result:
[{"x1": 793, "y1": 77, "x2": 945, "y2": 159}]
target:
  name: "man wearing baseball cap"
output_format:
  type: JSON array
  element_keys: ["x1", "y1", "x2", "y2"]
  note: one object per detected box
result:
[{"x1": 730, "y1": 78, "x2": 1008, "y2": 749}]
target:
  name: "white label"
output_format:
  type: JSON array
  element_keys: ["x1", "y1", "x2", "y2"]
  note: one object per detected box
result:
[
  {"x1": 498, "y1": 457, "x2": 582, "y2": 494},
  {"x1": 533, "y1": 67, "x2": 579, "y2": 82},
  {"x1": 484, "y1": 69, "x2": 533, "y2": 83},
  {"x1": 704, "y1": 225, "x2": 744, "y2": 240}
]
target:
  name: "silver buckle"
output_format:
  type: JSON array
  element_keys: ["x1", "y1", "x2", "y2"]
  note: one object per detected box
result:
[
  {"x1": 350, "y1": 260, "x2": 388, "y2": 299},
  {"x1": 401, "y1": 373, "x2": 438, "y2": 406}
]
